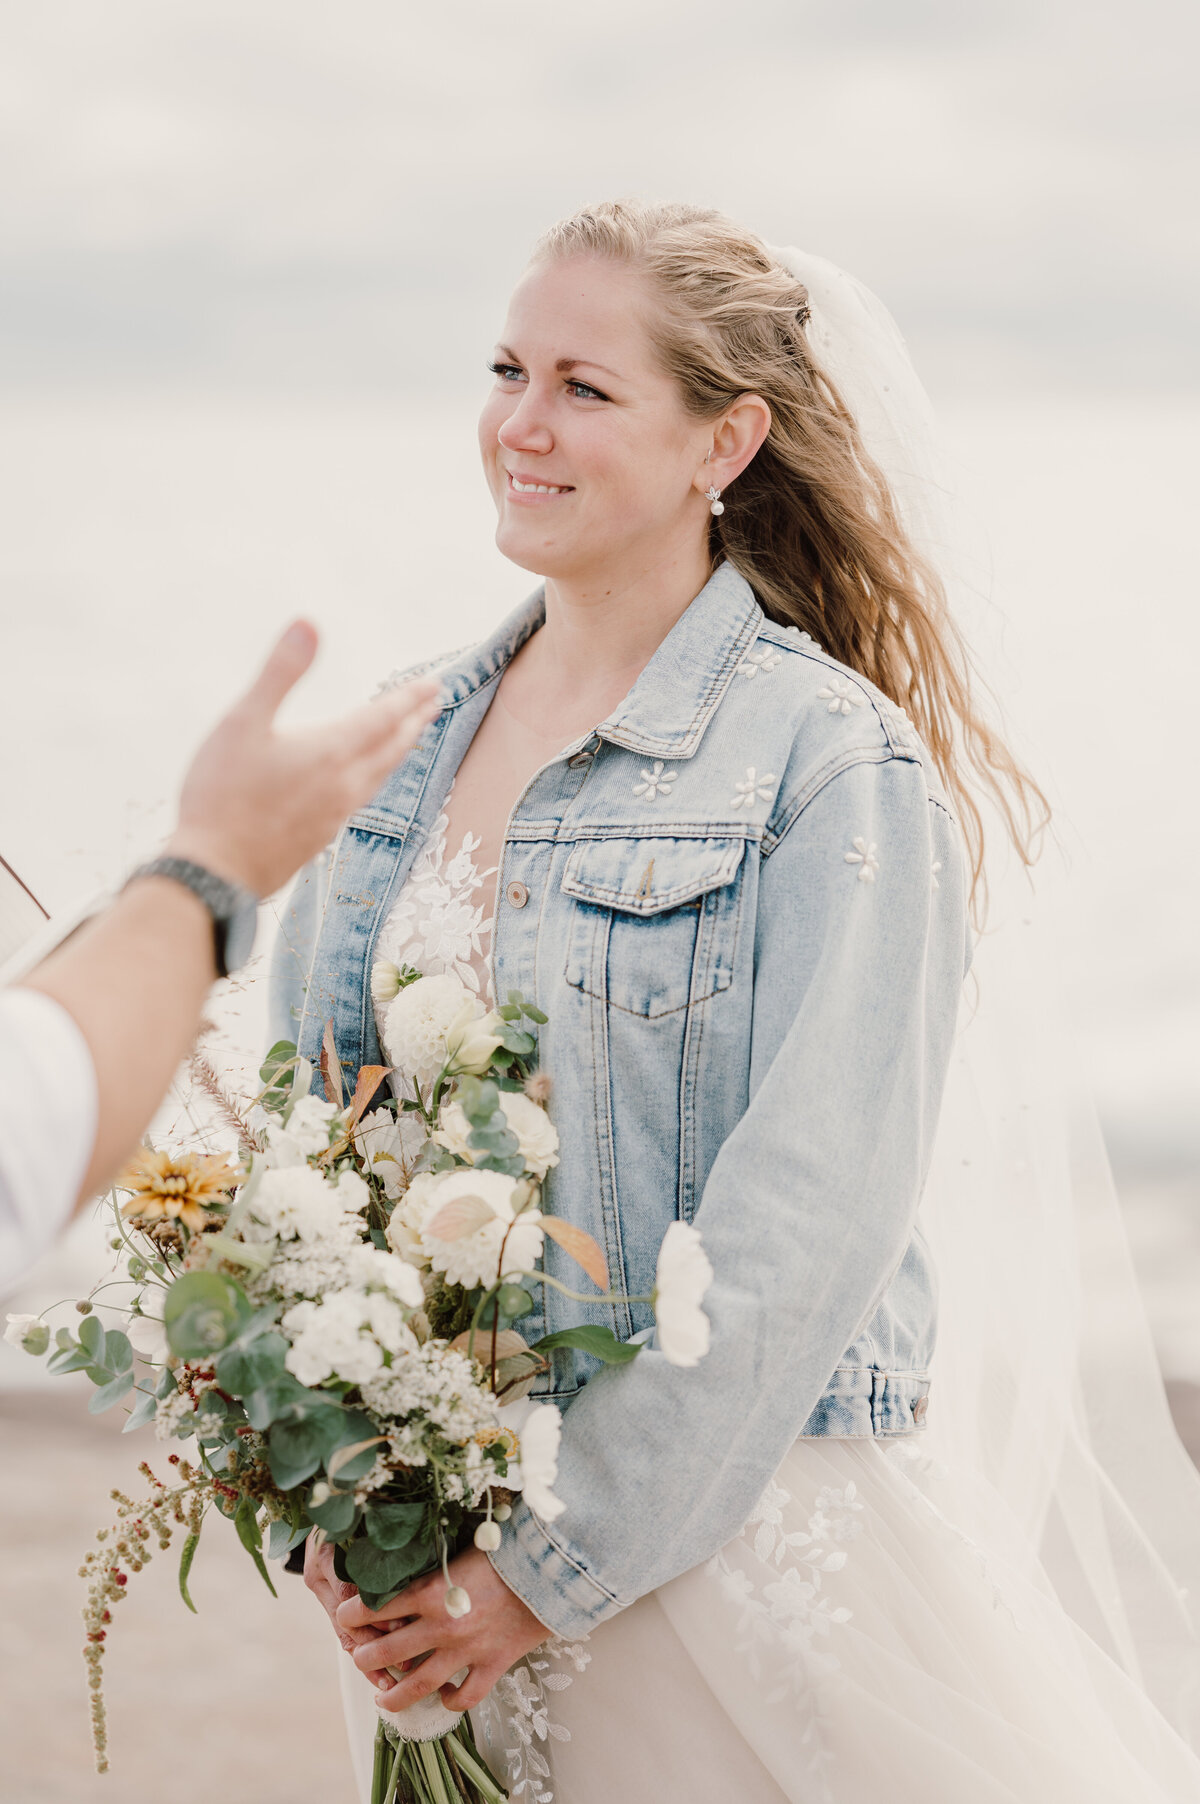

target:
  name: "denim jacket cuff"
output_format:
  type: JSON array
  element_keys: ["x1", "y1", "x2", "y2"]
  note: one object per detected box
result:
[{"x1": 487, "y1": 1497, "x2": 627, "y2": 1641}]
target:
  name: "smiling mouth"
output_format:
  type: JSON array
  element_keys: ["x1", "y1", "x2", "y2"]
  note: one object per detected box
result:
[{"x1": 507, "y1": 472, "x2": 574, "y2": 496}]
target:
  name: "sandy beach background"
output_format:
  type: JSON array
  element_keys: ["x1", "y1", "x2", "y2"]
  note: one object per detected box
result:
[{"x1": 2, "y1": 2, "x2": 1197, "y2": 1798}]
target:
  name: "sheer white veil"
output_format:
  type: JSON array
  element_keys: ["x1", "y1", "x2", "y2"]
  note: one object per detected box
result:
[{"x1": 768, "y1": 245, "x2": 1200, "y2": 1750}]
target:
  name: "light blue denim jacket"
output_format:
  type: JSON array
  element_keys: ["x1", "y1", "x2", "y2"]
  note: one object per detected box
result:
[{"x1": 269, "y1": 560, "x2": 972, "y2": 1640}]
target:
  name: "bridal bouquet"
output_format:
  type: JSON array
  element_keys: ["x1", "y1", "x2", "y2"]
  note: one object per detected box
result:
[{"x1": 7, "y1": 967, "x2": 713, "y2": 1804}]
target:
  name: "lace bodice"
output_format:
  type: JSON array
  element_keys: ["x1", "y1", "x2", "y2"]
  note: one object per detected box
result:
[{"x1": 372, "y1": 778, "x2": 499, "y2": 1015}]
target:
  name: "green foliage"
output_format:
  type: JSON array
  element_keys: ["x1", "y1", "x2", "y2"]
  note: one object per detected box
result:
[
  {"x1": 267, "y1": 1519, "x2": 309, "y2": 1561},
  {"x1": 533, "y1": 1324, "x2": 642, "y2": 1365},
  {"x1": 215, "y1": 1330, "x2": 289, "y2": 1397},
  {"x1": 164, "y1": 1272, "x2": 251, "y2": 1359},
  {"x1": 122, "y1": 1385, "x2": 160, "y2": 1434},
  {"x1": 258, "y1": 1039, "x2": 299, "y2": 1112},
  {"x1": 234, "y1": 1498, "x2": 278, "y2": 1597},
  {"x1": 178, "y1": 1528, "x2": 201, "y2": 1612},
  {"x1": 308, "y1": 1489, "x2": 360, "y2": 1536},
  {"x1": 363, "y1": 1498, "x2": 425, "y2": 1549},
  {"x1": 345, "y1": 1530, "x2": 436, "y2": 1606},
  {"x1": 88, "y1": 1372, "x2": 135, "y2": 1414}
]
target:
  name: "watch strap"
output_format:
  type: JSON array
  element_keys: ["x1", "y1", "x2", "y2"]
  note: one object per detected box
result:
[{"x1": 125, "y1": 857, "x2": 257, "y2": 978}]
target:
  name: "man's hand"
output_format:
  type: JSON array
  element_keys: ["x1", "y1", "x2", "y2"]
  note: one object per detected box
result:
[
  {"x1": 166, "y1": 619, "x2": 442, "y2": 897},
  {"x1": 334, "y1": 1547, "x2": 552, "y2": 1711}
]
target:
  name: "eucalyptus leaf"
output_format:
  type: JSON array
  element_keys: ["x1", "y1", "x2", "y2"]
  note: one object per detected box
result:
[
  {"x1": 308, "y1": 1489, "x2": 360, "y2": 1536},
  {"x1": 104, "y1": 1330, "x2": 133, "y2": 1374},
  {"x1": 216, "y1": 1331, "x2": 289, "y2": 1398},
  {"x1": 345, "y1": 1533, "x2": 432, "y2": 1596},
  {"x1": 268, "y1": 1519, "x2": 309, "y2": 1561},
  {"x1": 267, "y1": 1416, "x2": 329, "y2": 1490},
  {"x1": 164, "y1": 1272, "x2": 250, "y2": 1359},
  {"x1": 122, "y1": 1386, "x2": 160, "y2": 1433},
  {"x1": 88, "y1": 1371, "x2": 136, "y2": 1413},
  {"x1": 78, "y1": 1314, "x2": 105, "y2": 1361},
  {"x1": 363, "y1": 1498, "x2": 426, "y2": 1550}
]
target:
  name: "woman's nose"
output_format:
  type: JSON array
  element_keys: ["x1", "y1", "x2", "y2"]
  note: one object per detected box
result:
[{"x1": 497, "y1": 391, "x2": 554, "y2": 456}]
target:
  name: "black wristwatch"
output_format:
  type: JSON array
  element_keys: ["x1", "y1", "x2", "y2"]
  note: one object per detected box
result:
[{"x1": 126, "y1": 856, "x2": 260, "y2": 979}]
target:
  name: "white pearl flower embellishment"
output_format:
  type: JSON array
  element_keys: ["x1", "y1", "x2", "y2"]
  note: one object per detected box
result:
[
  {"x1": 633, "y1": 760, "x2": 678, "y2": 801},
  {"x1": 731, "y1": 766, "x2": 777, "y2": 809},
  {"x1": 845, "y1": 837, "x2": 879, "y2": 883},
  {"x1": 738, "y1": 648, "x2": 783, "y2": 679},
  {"x1": 783, "y1": 624, "x2": 821, "y2": 650},
  {"x1": 818, "y1": 678, "x2": 864, "y2": 716}
]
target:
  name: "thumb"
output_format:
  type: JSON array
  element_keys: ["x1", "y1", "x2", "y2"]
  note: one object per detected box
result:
[{"x1": 241, "y1": 619, "x2": 320, "y2": 721}]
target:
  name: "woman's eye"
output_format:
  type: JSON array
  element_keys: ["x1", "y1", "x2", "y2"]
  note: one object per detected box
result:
[
  {"x1": 566, "y1": 378, "x2": 607, "y2": 401},
  {"x1": 486, "y1": 361, "x2": 525, "y2": 383}
]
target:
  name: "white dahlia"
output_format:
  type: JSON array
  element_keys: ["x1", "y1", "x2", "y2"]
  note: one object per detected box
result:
[{"x1": 381, "y1": 973, "x2": 481, "y2": 1089}]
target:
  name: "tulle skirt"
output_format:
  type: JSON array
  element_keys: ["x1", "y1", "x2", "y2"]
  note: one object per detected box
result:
[{"x1": 341, "y1": 1430, "x2": 1200, "y2": 1803}]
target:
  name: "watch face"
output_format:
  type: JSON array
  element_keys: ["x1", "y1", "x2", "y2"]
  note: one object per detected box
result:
[{"x1": 222, "y1": 896, "x2": 260, "y2": 975}]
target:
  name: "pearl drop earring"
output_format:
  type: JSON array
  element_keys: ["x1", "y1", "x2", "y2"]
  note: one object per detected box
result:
[{"x1": 705, "y1": 485, "x2": 724, "y2": 516}]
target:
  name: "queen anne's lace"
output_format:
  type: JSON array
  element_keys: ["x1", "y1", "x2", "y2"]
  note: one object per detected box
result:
[
  {"x1": 373, "y1": 778, "x2": 497, "y2": 1005},
  {"x1": 473, "y1": 1638, "x2": 592, "y2": 1803}
]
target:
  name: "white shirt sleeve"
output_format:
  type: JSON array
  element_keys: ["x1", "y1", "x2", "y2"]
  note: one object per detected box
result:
[{"x1": 0, "y1": 987, "x2": 99, "y2": 1295}]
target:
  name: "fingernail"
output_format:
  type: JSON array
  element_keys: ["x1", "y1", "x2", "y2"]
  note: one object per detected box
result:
[{"x1": 282, "y1": 621, "x2": 309, "y2": 649}]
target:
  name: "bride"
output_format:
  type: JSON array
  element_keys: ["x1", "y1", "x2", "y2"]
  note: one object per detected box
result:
[{"x1": 272, "y1": 199, "x2": 1200, "y2": 1800}]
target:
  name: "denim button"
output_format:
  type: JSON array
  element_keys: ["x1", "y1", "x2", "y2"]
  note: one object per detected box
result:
[
  {"x1": 911, "y1": 1394, "x2": 929, "y2": 1423},
  {"x1": 567, "y1": 750, "x2": 593, "y2": 768},
  {"x1": 505, "y1": 880, "x2": 530, "y2": 908}
]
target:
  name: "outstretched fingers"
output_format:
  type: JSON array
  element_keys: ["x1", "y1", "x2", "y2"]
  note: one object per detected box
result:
[{"x1": 240, "y1": 620, "x2": 321, "y2": 721}]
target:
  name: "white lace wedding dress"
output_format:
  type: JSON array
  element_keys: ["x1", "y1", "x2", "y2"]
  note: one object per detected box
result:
[{"x1": 334, "y1": 783, "x2": 1200, "y2": 1804}]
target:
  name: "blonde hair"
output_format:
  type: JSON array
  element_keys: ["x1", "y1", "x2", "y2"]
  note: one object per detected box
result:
[{"x1": 531, "y1": 199, "x2": 1048, "y2": 917}]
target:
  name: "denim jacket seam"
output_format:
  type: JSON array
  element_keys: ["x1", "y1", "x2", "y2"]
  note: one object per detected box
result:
[{"x1": 761, "y1": 746, "x2": 899, "y2": 856}]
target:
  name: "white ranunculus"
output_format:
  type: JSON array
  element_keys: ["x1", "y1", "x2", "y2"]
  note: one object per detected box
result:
[
  {"x1": 653, "y1": 1221, "x2": 714, "y2": 1368},
  {"x1": 384, "y1": 1169, "x2": 449, "y2": 1267},
  {"x1": 419, "y1": 1169, "x2": 544, "y2": 1291},
  {"x1": 127, "y1": 1302, "x2": 169, "y2": 1363},
  {"x1": 433, "y1": 1091, "x2": 560, "y2": 1180},
  {"x1": 382, "y1": 973, "x2": 481, "y2": 1088},
  {"x1": 356, "y1": 1106, "x2": 430, "y2": 1201},
  {"x1": 443, "y1": 1004, "x2": 506, "y2": 1078},
  {"x1": 4, "y1": 1313, "x2": 48, "y2": 1355},
  {"x1": 517, "y1": 1403, "x2": 565, "y2": 1522}
]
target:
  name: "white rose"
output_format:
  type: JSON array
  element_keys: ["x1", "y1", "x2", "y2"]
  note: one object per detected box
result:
[
  {"x1": 444, "y1": 1004, "x2": 506, "y2": 1078},
  {"x1": 516, "y1": 1403, "x2": 565, "y2": 1522},
  {"x1": 356, "y1": 1107, "x2": 430, "y2": 1201},
  {"x1": 382, "y1": 973, "x2": 481, "y2": 1088},
  {"x1": 652, "y1": 1221, "x2": 713, "y2": 1368},
  {"x1": 419, "y1": 1169, "x2": 544, "y2": 1291},
  {"x1": 433, "y1": 1092, "x2": 559, "y2": 1181}
]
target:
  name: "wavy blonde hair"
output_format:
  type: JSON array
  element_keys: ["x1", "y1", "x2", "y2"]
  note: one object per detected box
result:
[{"x1": 531, "y1": 199, "x2": 1048, "y2": 918}]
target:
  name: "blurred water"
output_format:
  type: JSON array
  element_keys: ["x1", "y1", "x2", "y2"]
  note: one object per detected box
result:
[{"x1": 1, "y1": 391, "x2": 1196, "y2": 1370}]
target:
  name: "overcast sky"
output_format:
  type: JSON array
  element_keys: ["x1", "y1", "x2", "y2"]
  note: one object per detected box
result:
[{"x1": 1, "y1": 0, "x2": 1196, "y2": 399}]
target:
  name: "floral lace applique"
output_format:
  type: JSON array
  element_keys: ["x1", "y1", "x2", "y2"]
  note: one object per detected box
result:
[
  {"x1": 705, "y1": 1476, "x2": 863, "y2": 1802},
  {"x1": 473, "y1": 1637, "x2": 592, "y2": 1803},
  {"x1": 372, "y1": 777, "x2": 498, "y2": 1007}
]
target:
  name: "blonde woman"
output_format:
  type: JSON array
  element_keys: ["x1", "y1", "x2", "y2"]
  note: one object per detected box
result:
[{"x1": 277, "y1": 202, "x2": 1200, "y2": 1801}]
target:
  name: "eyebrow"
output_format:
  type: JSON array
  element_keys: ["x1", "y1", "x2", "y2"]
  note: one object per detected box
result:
[{"x1": 496, "y1": 344, "x2": 623, "y2": 382}]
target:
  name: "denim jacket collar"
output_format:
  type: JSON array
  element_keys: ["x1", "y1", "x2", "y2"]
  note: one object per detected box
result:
[{"x1": 436, "y1": 558, "x2": 763, "y2": 762}]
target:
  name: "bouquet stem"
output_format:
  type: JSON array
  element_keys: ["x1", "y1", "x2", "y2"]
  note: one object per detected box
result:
[{"x1": 372, "y1": 1717, "x2": 508, "y2": 1804}]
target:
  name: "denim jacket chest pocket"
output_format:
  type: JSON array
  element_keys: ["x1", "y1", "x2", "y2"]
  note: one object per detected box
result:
[{"x1": 560, "y1": 833, "x2": 748, "y2": 1019}]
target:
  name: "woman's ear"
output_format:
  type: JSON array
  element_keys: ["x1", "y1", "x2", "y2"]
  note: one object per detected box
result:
[{"x1": 698, "y1": 395, "x2": 772, "y2": 496}]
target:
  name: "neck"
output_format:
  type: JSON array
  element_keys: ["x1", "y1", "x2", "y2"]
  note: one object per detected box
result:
[{"x1": 529, "y1": 538, "x2": 714, "y2": 697}]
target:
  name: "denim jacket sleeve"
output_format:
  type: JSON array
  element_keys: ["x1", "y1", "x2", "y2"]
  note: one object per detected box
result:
[{"x1": 489, "y1": 749, "x2": 969, "y2": 1639}]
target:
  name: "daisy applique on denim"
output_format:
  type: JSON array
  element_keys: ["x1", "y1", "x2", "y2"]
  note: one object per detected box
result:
[
  {"x1": 737, "y1": 647, "x2": 783, "y2": 679},
  {"x1": 731, "y1": 766, "x2": 777, "y2": 809},
  {"x1": 633, "y1": 760, "x2": 678, "y2": 801},
  {"x1": 817, "y1": 678, "x2": 864, "y2": 716},
  {"x1": 845, "y1": 838, "x2": 879, "y2": 883}
]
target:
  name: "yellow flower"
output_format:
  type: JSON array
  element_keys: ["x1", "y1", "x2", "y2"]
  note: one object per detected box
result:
[{"x1": 117, "y1": 1147, "x2": 239, "y2": 1237}]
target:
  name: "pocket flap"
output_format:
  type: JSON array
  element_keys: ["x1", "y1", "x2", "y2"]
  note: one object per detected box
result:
[{"x1": 560, "y1": 836, "x2": 746, "y2": 916}]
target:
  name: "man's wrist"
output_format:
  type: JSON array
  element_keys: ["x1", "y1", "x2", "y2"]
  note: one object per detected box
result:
[{"x1": 163, "y1": 828, "x2": 259, "y2": 897}]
